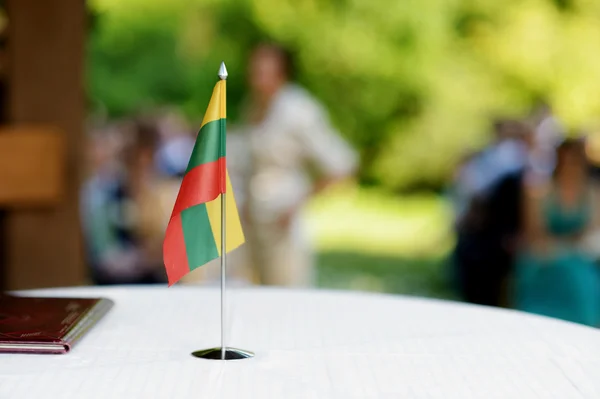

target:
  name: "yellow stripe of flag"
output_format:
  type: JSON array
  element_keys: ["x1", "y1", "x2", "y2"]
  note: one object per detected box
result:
[
  {"x1": 206, "y1": 174, "x2": 245, "y2": 255},
  {"x1": 200, "y1": 80, "x2": 226, "y2": 128}
]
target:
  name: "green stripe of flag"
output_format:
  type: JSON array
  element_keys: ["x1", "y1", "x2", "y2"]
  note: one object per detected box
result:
[
  {"x1": 180, "y1": 203, "x2": 220, "y2": 270},
  {"x1": 186, "y1": 118, "x2": 226, "y2": 173}
]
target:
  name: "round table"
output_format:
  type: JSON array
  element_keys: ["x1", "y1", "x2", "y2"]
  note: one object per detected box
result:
[{"x1": 2, "y1": 286, "x2": 600, "y2": 398}]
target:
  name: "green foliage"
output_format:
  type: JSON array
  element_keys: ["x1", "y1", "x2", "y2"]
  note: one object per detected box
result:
[
  {"x1": 308, "y1": 186, "x2": 454, "y2": 297},
  {"x1": 305, "y1": 184, "x2": 453, "y2": 258},
  {"x1": 317, "y1": 251, "x2": 455, "y2": 299},
  {"x1": 88, "y1": 0, "x2": 600, "y2": 190}
]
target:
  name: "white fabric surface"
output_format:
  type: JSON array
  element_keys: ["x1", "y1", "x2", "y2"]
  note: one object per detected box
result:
[{"x1": 2, "y1": 286, "x2": 600, "y2": 398}]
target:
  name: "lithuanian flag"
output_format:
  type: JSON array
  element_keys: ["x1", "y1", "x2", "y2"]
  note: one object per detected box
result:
[{"x1": 163, "y1": 76, "x2": 244, "y2": 286}]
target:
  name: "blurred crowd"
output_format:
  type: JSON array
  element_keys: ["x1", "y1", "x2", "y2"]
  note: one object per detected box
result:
[
  {"x1": 81, "y1": 42, "x2": 600, "y2": 328},
  {"x1": 82, "y1": 110, "x2": 193, "y2": 285},
  {"x1": 80, "y1": 44, "x2": 357, "y2": 288},
  {"x1": 449, "y1": 105, "x2": 600, "y2": 327}
]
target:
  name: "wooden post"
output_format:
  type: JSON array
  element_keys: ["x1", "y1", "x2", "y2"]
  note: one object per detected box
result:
[
  {"x1": 5, "y1": 0, "x2": 86, "y2": 289},
  {"x1": 0, "y1": 127, "x2": 65, "y2": 207}
]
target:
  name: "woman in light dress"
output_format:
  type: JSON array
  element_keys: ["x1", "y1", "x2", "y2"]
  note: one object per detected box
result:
[{"x1": 233, "y1": 44, "x2": 358, "y2": 287}]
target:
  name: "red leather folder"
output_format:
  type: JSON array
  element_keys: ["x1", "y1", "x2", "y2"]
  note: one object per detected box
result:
[{"x1": 0, "y1": 294, "x2": 113, "y2": 354}]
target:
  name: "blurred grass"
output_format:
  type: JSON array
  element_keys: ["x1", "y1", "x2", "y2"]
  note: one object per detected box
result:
[{"x1": 305, "y1": 184, "x2": 456, "y2": 299}]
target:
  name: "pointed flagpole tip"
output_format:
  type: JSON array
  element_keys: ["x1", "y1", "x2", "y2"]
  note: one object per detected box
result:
[{"x1": 218, "y1": 62, "x2": 228, "y2": 80}]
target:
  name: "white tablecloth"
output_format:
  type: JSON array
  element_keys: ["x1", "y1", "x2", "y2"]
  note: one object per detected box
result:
[{"x1": 2, "y1": 286, "x2": 600, "y2": 398}]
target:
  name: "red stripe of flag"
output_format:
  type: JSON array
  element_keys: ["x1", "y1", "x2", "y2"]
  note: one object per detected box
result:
[
  {"x1": 170, "y1": 157, "x2": 226, "y2": 219},
  {"x1": 163, "y1": 214, "x2": 190, "y2": 286}
]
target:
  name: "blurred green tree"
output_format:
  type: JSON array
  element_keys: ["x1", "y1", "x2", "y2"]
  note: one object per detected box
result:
[{"x1": 87, "y1": 0, "x2": 600, "y2": 191}]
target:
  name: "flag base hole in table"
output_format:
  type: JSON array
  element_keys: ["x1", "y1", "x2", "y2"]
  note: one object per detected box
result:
[{"x1": 191, "y1": 347, "x2": 254, "y2": 360}]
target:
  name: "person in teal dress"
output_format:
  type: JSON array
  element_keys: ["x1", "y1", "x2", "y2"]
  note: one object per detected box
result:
[{"x1": 516, "y1": 138, "x2": 600, "y2": 326}]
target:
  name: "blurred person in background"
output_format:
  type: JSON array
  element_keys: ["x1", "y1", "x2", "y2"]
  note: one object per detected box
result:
[
  {"x1": 236, "y1": 43, "x2": 358, "y2": 287},
  {"x1": 448, "y1": 150, "x2": 481, "y2": 227},
  {"x1": 451, "y1": 119, "x2": 530, "y2": 306},
  {"x1": 81, "y1": 119, "x2": 168, "y2": 285},
  {"x1": 154, "y1": 108, "x2": 195, "y2": 178},
  {"x1": 516, "y1": 138, "x2": 600, "y2": 326},
  {"x1": 127, "y1": 117, "x2": 181, "y2": 281}
]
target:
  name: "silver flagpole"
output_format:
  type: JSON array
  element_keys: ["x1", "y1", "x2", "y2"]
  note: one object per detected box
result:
[
  {"x1": 220, "y1": 190, "x2": 226, "y2": 360},
  {"x1": 192, "y1": 62, "x2": 254, "y2": 361},
  {"x1": 219, "y1": 62, "x2": 228, "y2": 361}
]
